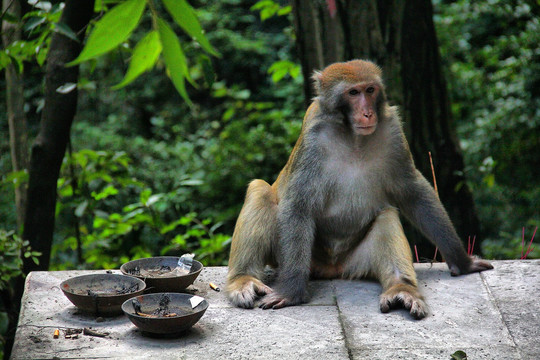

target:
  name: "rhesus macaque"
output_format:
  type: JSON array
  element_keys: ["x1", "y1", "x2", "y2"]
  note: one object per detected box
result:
[{"x1": 225, "y1": 60, "x2": 492, "y2": 319}]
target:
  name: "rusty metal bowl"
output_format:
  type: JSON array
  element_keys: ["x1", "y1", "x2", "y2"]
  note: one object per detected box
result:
[
  {"x1": 60, "y1": 273, "x2": 146, "y2": 316},
  {"x1": 122, "y1": 293, "x2": 208, "y2": 336},
  {"x1": 120, "y1": 257, "x2": 203, "y2": 292}
]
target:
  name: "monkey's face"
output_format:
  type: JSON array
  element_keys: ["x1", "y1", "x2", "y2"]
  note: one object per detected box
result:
[{"x1": 343, "y1": 82, "x2": 381, "y2": 136}]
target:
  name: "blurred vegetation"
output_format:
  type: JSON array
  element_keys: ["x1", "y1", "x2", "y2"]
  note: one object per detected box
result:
[
  {"x1": 434, "y1": 0, "x2": 539, "y2": 258},
  {"x1": 0, "y1": 0, "x2": 538, "y2": 281}
]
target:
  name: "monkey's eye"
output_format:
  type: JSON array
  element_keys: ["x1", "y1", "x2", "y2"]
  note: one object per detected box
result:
[
  {"x1": 366, "y1": 86, "x2": 375, "y2": 94},
  {"x1": 349, "y1": 89, "x2": 360, "y2": 95}
]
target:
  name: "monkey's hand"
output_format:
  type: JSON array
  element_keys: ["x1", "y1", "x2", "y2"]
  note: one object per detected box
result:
[
  {"x1": 449, "y1": 257, "x2": 493, "y2": 276},
  {"x1": 258, "y1": 292, "x2": 305, "y2": 310}
]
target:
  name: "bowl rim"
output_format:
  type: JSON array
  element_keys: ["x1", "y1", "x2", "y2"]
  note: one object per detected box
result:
[
  {"x1": 121, "y1": 292, "x2": 209, "y2": 319},
  {"x1": 120, "y1": 256, "x2": 204, "y2": 279},
  {"x1": 60, "y1": 273, "x2": 147, "y2": 298}
]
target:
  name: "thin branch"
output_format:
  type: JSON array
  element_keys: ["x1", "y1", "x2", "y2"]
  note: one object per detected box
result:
[{"x1": 1, "y1": 0, "x2": 16, "y2": 21}]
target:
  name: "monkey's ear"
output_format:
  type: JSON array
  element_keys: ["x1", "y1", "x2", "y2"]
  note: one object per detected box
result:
[{"x1": 312, "y1": 71, "x2": 323, "y2": 95}]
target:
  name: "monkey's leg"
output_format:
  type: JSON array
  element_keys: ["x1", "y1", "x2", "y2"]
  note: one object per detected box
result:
[
  {"x1": 226, "y1": 179, "x2": 277, "y2": 308},
  {"x1": 343, "y1": 207, "x2": 429, "y2": 319}
]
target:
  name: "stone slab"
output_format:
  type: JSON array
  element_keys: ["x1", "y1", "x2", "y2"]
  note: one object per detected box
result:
[
  {"x1": 10, "y1": 268, "x2": 345, "y2": 360},
  {"x1": 10, "y1": 260, "x2": 540, "y2": 359},
  {"x1": 335, "y1": 262, "x2": 520, "y2": 359},
  {"x1": 481, "y1": 260, "x2": 540, "y2": 359}
]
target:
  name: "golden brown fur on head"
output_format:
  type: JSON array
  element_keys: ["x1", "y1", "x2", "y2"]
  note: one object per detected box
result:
[{"x1": 313, "y1": 60, "x2": 383, "y2": 95}]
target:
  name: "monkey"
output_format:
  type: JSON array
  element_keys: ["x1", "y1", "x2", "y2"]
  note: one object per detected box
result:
[{"x1": 225, "y1": 59, "x2": 493, "y2": 319}]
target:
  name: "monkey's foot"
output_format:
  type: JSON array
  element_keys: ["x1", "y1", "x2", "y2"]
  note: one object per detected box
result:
[
  {"x1": 379, "y1": 283, "x2": 429, "y2": 320},
  {"x1": 226, "y1": 275, "x2": 273, "y2": 309},
  {"x1": 258, "y1": 292, "x2": 303, "y2": 310}
]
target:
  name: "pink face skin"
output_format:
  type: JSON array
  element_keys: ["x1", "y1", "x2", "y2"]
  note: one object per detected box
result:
[{"x1": 345, "y1": 82, "x2": 380, "y2": 136}]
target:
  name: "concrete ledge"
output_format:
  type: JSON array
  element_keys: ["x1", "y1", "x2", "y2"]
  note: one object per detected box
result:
[{"x1": 10, "y1": 260, "x2": 539, "y2": 359}]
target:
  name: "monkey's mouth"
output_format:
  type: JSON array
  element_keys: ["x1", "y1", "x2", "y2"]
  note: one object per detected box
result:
[{"x1": 354, "y1": 124, "x2": 377, "y2": 135}]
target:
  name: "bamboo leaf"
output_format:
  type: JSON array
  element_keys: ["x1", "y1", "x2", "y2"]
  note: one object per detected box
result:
[
  {"x1": 67, "y1": 0, "x2": 146, "y2": 66},
  {"x1": 157, "y1": 18, "x2": 191, "y2": 104},
  {"x1": 162, "y1": 0, "x2": 220, "y2": 57},
  {"x1": 112, "y1": 31, "x2": 162, "y2": 89}
]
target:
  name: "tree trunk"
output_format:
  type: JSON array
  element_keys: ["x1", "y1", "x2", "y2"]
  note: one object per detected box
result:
[
  {"x1": 22, "y1": 0, "x2": 95, "y2": 273},
  {"x1": 2, "y1": 0, "x2": 28, "y2": 231},
  {"x1": 291, "y1": 0, "x2": 480, "y2": 258}
]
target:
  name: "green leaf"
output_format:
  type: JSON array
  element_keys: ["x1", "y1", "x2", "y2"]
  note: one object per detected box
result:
[
  {"x1": 162, "y1": 0, "x2": 220, "y2": 57},
  {"x1": 75, "y1": 200, "x2": 89, "y2": 217},
  {"x1": 23, "y1": 16, "x2": 46, "y2": 32},
  {"x1": 157, "y1": 18, "x2": 191, "y2": 104},
  {"x1": 112, "y1": 31, "x2": 162, "y2": 89},
  {"x1": 58, "y1": 184, "x2": 73, "y2": 197},
  {"x1": 53, "y1": 22, "x2": 79, "y2": 42},
  {"x1": 260, "y1": 7, "x2": 277, "y2": 21},
  {"x1": 160, "y1": 218, "x2": 186, "y2": 234},
  {"x1": 290, "y1": 65, "x2": 300, "y2": 78},
  {"x1": 0, "y1": 51, "x2": 11, "y2": 71},
  {"x1": 277, "y1": 5, "x2": 292, "y2": 16},
  {"x1": 271, "y1": 68, "x2": 287, "y2": 82},
  {"x1": 250, "y1": 0, "x2": 275, "y2": 11},
  {"x1": 222, "y1": 107, "x2": 235, "y2": 121},
  {"x1": 139, "y1": 188, "x2": 152, "y2": 204},
  {"x1": 67, "y1": 0, "x2": 146, "y2": 66},
  {"x1": 171, "y1": 234, "x2": 186, "y2": 247},
  {"x1": 36, "y1": 46, "x2": 47, "y2": 66},
  {"x1": 91, "y1": 185, "x2": 119, "y2": 200},
  {"x1": 145, "y1": 194, "x2": 163, "y2": 207}
]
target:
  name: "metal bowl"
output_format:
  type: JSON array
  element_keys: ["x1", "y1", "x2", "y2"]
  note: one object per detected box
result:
[
  {"x1": 120, "y1": 257, "x2": 203, "y2": 292},
  {"x1": 122, "y1": 293, "x2": 208, "y2": 336},
  {"x1": 60, "y1": 273, "x2": 146, "y2": 316}
]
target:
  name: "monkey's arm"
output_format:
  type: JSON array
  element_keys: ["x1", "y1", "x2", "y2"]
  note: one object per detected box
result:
[
  {"x1": 259, "y1": 176, "x2": 320, "y2": 309},
  {"x1": 390, "y1": 169, "x2": 492, "y2": 275},
  {"x1": 259, "y1": 145, "x2": 325, "y2": 309}
]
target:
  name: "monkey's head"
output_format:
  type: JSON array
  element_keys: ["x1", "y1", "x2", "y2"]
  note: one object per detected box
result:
[{"x1": 313, "y1": 60, "x2": 386, "y2": 136}]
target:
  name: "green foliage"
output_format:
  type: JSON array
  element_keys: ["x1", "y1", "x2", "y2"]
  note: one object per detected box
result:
[
  {"x1": 112, "y1": 31, "x2": 162, "y2": 89},
  {"x1": 53, "y1": 149, "x2": 230, "y2": 269},
  {"x1": 268, "y1": 60, "x2": 301, "y2": 83},
  {"x1": 0, "y1": 1, "x2": 65, "y2": 71},
  {"x1": 0, "y1": 230, "x2": 40, "y2": 290},
  {"x1": 162, "y1": 0, "x2": 220, "y2": 57},
  {"x1": 482, "y1": 222, "x2": 539, "y2": 260},
  {"x1": 68, "y1": 0, "x2": 146, "y2": 65},
  {"x1": 157, "y1": 18, "x2": 192, "y2": 104},
  {"x1": 67, "y1": 0, "x2": 304, "y2": 237},
  {"x1": 66, "y1": 0, "x2": 219, "y2": 102},
  {"x1": 251, "y1": 0, "x2": 292, "y2": 21},
  {"x1": 435, "y1": 0, "x2": 539, "y2": 257}
]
